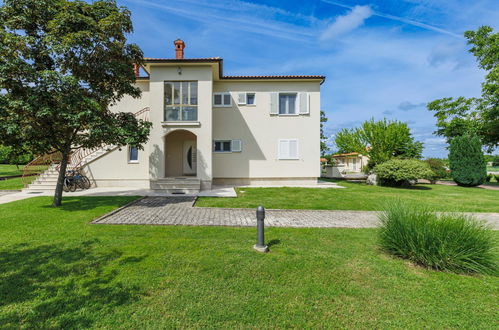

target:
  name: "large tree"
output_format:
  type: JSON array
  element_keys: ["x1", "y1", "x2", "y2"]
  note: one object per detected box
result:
[
  {"x1": 0, "y1": 0, "x2": 151, "y2": 206},
  {"x1": 427, "y1": 26, "x2": 498, "y2": 151},
  {"x1": 335, "y1": 118, "x2": 423, "y2": 169}
]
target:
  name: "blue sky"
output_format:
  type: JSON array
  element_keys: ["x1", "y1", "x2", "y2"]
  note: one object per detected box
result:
[{"x1": 120, "y1": 0, "x2": 499, "y2": 157}]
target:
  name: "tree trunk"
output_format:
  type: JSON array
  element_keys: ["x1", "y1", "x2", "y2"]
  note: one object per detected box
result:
[{"x1": 52, "y1": 151, "x2": 69, "y2": 207}]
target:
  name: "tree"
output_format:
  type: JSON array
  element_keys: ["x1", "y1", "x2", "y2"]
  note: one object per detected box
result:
[
  {"x1": 334, "y1": 118, "x2": 423, "y2": 169},
  {"x1": 0, "y1": 0, "x2": 152, "y2": 206},
  {"x1": 427, "y1": 26, "x2": 499, "y2": 151},
  {"x1": 424, "y1": 158, "x2": 448, "y2": 183},
  {"x1": 320, "y1": 111, "x2": 330, "y2": 156},
  {"x1": 448, "y1": 135, "x2": 487, "y2": 187}
]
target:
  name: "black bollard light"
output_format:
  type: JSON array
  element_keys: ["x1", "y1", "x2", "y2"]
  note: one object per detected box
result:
[{"x1": 253, "y1": 205, "x2": 269, "y2": 253}]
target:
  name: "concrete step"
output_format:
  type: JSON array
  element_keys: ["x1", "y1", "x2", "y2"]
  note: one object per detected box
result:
[{"x1": 151, "y1": 178, "x2": 201, "y2": 194}]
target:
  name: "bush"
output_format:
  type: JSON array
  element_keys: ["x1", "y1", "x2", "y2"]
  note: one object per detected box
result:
[
  {"x1": 485, "y1": 174, "x2": 493, "y2": 182},
  {"x1": 378, "y1": 202, "x2": 497, "y2": 274},
  {"x1": 495, "y1": 174, "x2": 499, "y2": 182},
  {"x1": 449, "y1": 135, "x2": 487, "y2": 187},
  {"x1": 374, "y1": 159, "x2": 433, "y2": 186},
  {"x1": 424, "y1": 158, "x2": 447, "y2": 183}
]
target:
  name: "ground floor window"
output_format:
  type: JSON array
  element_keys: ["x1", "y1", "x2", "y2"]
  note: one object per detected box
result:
[
  {"x1": 213, "y1": 140, "x2": 242, "y2": 153},
  {"x1": 278, "y1": 139, "x2": 299, "y2": 159},
  {"x1": 129, "y1": 147, "x2": 139, "y2": 163}
]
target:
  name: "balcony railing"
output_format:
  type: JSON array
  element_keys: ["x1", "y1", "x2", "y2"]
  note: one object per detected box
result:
[{"x1": 164, "y1": 106, "x2": 198, "y2": 121}]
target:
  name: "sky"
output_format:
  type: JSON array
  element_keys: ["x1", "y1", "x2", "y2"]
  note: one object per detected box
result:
[{"x1": 119, "y1": 0, "x2": 499, "y2": 157}]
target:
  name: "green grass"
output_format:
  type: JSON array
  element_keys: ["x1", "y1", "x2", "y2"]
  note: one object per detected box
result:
[
  {"x1": 0, "y1": 177, "x2": 26, "y2": 190},
  {"x1": 196, "y1": 181, "x2": 499, "y2": 212},
  {"x1": 379, "y1": 202, "x2": 497, "y2": 275},
  {"x1": 0, "y1": 164, "x2": 24, "y2": 177},
  {"x1": 0, "y1": 196, "x2": 498, "y2": 328}
]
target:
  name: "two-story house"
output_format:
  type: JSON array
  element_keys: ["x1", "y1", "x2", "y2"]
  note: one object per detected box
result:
[{"x1": 27, "y1": 40, "x2": 325, "y2": 194}]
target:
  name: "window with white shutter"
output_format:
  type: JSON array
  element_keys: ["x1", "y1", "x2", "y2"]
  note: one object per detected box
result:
[
  {"x1": 270, "y1": 93, "x2": 279, "y2": 114},
  {"x1": 213, "y1": 139, "x2": 243, "y2": 153},
  {"x1": 278, "y1": 139, "x2": 299, "y2": 160}
]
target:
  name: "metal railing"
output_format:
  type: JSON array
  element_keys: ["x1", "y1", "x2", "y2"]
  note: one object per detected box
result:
[{"x1": 22, "y1": 107, "x2": 150, "y2": 187}]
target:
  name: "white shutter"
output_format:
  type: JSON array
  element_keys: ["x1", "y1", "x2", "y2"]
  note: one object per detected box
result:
[
  {"x1": 278, "y1": 140, "x2": 289, "y2": 159},
  {"x1": 231, "y1": 139, "x2": 242, "y2": 152},
  {"x1": 237, "y1": 93, "x2": 247, "y2": 105},
  {"x1": 270, "y1": 93, "x2": 279, "y2": 114},
  {"x1": 299, "y1": 92, "x2": 309, "y2": 114},
  {"x1": 289, "y1": 139, "x2": 299, "y2": 159}
]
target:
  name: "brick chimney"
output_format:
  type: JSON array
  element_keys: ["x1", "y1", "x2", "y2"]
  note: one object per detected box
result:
[
  {"x1": 132, "y1": 63, "x2": 140, "y2": 78},
  {"x1": 174, "y1": 39, "x2": 185, "y2": 59}
]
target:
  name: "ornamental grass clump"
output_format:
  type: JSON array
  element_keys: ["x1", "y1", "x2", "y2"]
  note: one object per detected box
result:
[{"x1": 378, "y1": 202, "x2": 497, "y2": 275}]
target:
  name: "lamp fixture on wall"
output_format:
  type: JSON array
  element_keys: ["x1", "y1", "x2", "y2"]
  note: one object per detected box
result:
[{"x1": 177, "y1": 66, "x2": 182, "y2": 75}]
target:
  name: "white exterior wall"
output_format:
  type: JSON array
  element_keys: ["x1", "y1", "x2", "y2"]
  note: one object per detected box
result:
[
  {"x1": 83, "y1": 64, "x2": 322, "y2": 188},
  {"x1": 148, "y1": 65, "x2": 213, "y2": 189},
  {"x1": 212, "y1": 81, "x2": 321, "y2": 184}
]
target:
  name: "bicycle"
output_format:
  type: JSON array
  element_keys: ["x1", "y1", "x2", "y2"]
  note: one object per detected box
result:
[{"x1": 63, "y1": 168, "x2": 91, "y2": 192}]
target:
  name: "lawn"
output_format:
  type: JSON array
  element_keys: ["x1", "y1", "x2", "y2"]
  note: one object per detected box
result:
[
  {"x1": 0, "y1": 196, "x2": 497, "y2": 328},
  {"x1": 196, "y1": 181, "x2": 499, "y2": 212},
  {"x1": 0, "y1": 164, "x2": 24, "y2": 177}
]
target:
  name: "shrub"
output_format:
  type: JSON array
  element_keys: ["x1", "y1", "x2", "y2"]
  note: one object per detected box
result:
[
  {"x1": 424, "y1": 158, "x2": 447, "y2": 183},
  {"x1": 495, "y1": 174, "x2": 499, "y2": 182},
  {"x1": 378, "y1": 202, "x2": 497, "y2": 274},
  {"x1": 374, "y1": 159, "x2": 433, "y2": 186},
  {"x1": 449, "y1": 135, "x2": 487, "y2": 187},
  {"x1": 485, "y1": 174, "x2": 493, "y2": 182}
]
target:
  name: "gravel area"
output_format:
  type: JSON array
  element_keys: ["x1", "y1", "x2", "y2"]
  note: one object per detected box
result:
[{"x1": 92, "y1": 197, "x2": 499, "y2": 229}]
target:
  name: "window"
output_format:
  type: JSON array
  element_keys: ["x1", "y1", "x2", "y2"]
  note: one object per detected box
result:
[
  {"x1": 213, "y1": 92, "x2": 232, "y2": 107},
  {"x1": 278, "y1": 139, "x2": 299, "y2": 160},
  {"x1": 270, "y1": 92, "x2": 309, "y2": 115},
  {"x1": 279, "y1": 93, "x2": 297, "y2": 114},
  {"x1": 246, "y1": 93, "x2": 255, "y2": 105},
  {"x1": 237, "y1": 92, "x2": 256, "y2": 106},
  {"x1": 164, "y1": 81, "x2": 198, "y2": 121},
  {"x1": 129, "y1": 147, "x2": 139, "y2": 163},
  {"x1": 213, "y1": 140, "x2": 242, "y2": 153}
]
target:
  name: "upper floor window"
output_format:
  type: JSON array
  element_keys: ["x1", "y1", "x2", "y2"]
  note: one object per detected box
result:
[
  {"x1": 164, "y1": 81, "x2": 198, "y2": 121},
  {"x1": 213, "y1": 92, "x2": 232, "y2": 107},
  {"x1": 279, "y1": 93, "x2": 297, "y2": 115}
]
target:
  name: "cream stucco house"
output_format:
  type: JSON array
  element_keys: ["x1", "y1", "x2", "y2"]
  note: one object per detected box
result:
[{"x1": 28, "y1": 40, "x2": 325, "y2": 193}]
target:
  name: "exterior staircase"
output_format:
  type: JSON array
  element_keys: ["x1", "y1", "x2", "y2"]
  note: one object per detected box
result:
[
  {"x1": 23, "y1": 147, "x2": 112, "y2": 192},
  {"x1": 151, "y1": 177, "x2": 201, "y2": 194}
]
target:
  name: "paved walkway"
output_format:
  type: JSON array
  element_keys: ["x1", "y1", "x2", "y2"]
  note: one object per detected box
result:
[{"x1": 92, "y1": 197, "x2": 499, "y2": 229}]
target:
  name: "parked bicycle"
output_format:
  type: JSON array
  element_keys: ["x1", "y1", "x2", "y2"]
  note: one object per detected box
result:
[{"x1": 63, "y1": 168, "x2": 91, "y2": 192}]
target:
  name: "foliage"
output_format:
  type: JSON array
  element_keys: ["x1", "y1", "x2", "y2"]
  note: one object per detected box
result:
[
  {"x1": 0, "y1": 0, "x2": 152, "y2": 206},
  {"x1": 320, "y1": 111, "x2": 330, "y2": 156},
  {"x1": 374, "y1": 159, "x2": 433, "y2": 186},
  {"x1": 0, "y1": 144, "x2": 33, "y2": 165},
  {"x1": 378, "y1": 202, "x2": 497, "y2": 275},
  {"x1": 485, "y1": 174, "x2": 493, "y2": 182},
  {"x1": 495, "y1": 174, "x2": 499, "y2": 182},
  {"x1": 424, "y1": 158, "x2": 448, "y2": 182},
  {"x1": 427, "y1": 26, "x2": 499, "y2": 151},
  {"x1": 449, "y1": 135, "x2": 487, "y2": 187},
  {"x1": 335, "y1": 118, "x2": 423, "y2": 169},
  {"x1": 197, "y1": 181, "x2": 499, "y2": 213}
]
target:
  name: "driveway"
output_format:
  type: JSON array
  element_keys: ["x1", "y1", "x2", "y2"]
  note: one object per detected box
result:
[{"x1": 92, "y1": 197, "x2": 499, "y2": 230}]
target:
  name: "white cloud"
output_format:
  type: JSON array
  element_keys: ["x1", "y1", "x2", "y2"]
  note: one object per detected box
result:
[{"x1": 320, "y1": 5, "x2": 373, "y2": 41}]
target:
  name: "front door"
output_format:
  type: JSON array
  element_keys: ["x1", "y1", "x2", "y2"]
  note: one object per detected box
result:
[{"x1": 183, "y1": 140, "x2": 197, "y2": 176}]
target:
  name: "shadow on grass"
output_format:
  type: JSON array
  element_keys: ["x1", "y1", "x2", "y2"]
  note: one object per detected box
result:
[
  {"x1": 40, "y1": 196, "x2": 138, "y2": 212},
  {"x1": 267, "y1": 239, "x2": 281, "y2": 247},
  {"x1": 0, "y1": 239, "x2": 143, "y2": 328}
]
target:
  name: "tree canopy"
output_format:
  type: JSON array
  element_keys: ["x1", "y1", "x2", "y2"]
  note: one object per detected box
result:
[
  {"x1": 0, "y1": 0, "x2": 152, "y2": 206},
  {"x1": 427, "y1": 26, "x2": 499, "y2": 151},
  {"x1": 334, "y1": 118, "x2": 423, "y2": 169},
  {"x1": 320, "y1": 111, "x2": 330, "y2": 156}
]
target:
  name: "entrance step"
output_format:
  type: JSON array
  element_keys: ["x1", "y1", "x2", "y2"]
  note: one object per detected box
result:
[{"x1": 151, "y1": 177, "x2": 200, "y2": 194}]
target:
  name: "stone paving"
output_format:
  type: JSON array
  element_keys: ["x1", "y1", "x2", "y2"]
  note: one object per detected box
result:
[{"x1": 92, "y1": 196, "x2": 499, "y2": 229}]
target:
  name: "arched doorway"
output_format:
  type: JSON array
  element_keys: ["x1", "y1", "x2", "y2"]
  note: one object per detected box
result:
[{"x1": 164, "y1": 130, "x2": 197, "y2": 177}]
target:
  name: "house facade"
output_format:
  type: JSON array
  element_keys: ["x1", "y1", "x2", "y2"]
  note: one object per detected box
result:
[
  {"x1": 82, "y1": 40, "x2": 325, "y2": 192},
  {"x1": 332, "y1": 152, "x2": 369, "y2": 173}
]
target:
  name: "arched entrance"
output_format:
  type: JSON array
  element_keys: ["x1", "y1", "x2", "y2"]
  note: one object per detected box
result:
[{"x1": 164, "y1": 130, "x2": 197, "y2": 177}]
